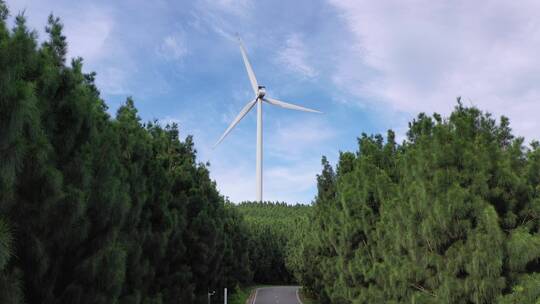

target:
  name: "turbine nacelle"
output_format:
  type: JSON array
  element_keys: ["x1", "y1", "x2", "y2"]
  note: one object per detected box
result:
[{"x1": 257, "y1": 86, "x2": 266, "y2": 98}]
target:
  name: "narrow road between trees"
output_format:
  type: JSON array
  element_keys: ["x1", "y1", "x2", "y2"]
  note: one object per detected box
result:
[{"x1": 252, "y1": 286, "x2": 302, "y2": 304}]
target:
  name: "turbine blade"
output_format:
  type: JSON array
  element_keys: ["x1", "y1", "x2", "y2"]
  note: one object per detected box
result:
[
  {"x1": 237, "y1": 36, "x2": 259, "y2": 95},
  {"x1": 214, "y1": 99, "x2": 257, "y2": 147},
  {"x1": 264, "y1": 97, "x2": 322, "y2": 114}
]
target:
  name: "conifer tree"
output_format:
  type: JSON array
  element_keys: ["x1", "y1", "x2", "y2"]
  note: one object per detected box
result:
[
  {"x1": 0, "y1": 219, "x2": 23, "y2": 304},
  {"x1": 0, "y1": 5, "x2": 263, "y2": 303},
  {"x1": 296, "y1": 102, "x2": 540, "y2": 303}
]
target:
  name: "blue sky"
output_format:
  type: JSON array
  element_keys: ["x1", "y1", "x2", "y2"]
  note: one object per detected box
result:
[{"x1": 9, "y1": 0, "x2": 540, "y2": 203}]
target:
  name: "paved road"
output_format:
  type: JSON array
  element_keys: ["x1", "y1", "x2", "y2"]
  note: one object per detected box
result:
[{"x1": 252, "y1": 286, "x2": 302, "y2": 304}]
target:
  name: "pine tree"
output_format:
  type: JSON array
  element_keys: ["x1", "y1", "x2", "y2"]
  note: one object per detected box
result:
[
  {"x1": 0, "y1": 219, "x2": 23, "y2": 304},
  {"x1": 0, "y1": 4, "x2": 272, "y2": 303},
  {"x1": 295, "y1": 102, "x2": 540, "y2": 303}
]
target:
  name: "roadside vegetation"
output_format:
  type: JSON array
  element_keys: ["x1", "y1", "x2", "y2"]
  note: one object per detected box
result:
[
  {"x1": 0, "y1": 5, "x2": 252, "y2": 303},
  {"x1": 228, "y1": 286, "x2": 253, "y2": 304},
  {"x1": 0, "y1": 5, "x2": 308, "y2": 303},
  {"x1": 287, "y1": 102, "x2": 540, "y2": 303},
  {"x1": 237, "y1": 202, "x2": 312, "y2": 284},
  {"x1": 296, "y1": 287, "x2": 318, "y2": 304},
  {"x1": 228, "y1": 284, "x2": 275, "y2": 304},
  {"x1": 1, "y1": 2, "x2": 539, "y2": 304}
]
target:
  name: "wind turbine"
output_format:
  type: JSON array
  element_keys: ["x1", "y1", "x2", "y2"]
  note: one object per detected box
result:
[{"x1": 215, "y1": 36, "x2": 321, "y2": 202}]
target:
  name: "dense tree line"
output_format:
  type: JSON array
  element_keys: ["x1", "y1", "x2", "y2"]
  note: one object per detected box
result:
[
  {"x1": 2, "y1": 3, "x2": 540, "y2": 304},
  {"x1": 236, "y1": 202, "x2": 312, "y2": 284},
  {"x1": 287, "y1": 102, "x2": 540, "y2": 303},
  {"x1": 0, "y1": 5, "x2": 252, "y2": 303}
]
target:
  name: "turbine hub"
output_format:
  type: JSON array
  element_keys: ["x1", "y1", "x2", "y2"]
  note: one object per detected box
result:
[{"x1": 257, "y1": 86, "x2": 266, "y2": 98}]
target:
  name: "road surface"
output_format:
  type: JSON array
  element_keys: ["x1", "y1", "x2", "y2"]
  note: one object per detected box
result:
[{"x1": 252, "y1": 286, "x2": 302, "y2": 304}]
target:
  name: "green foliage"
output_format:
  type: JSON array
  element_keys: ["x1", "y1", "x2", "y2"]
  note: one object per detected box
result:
[
  {"x1": 291, "y1": 103, "x2": 540, "y2": 303},
  {"x1": 497, "y1": 273, "x2": 540, "y2": 304},
  {"x1": 0, "y1": 1, "x2": 8, "y2": 21},
  {"x1": 228, "y1": 285, "x2": 253, "y2": 304},
  {"x1": 0, "y1": 219, "x2": 23, "y2": 304},
  {"x1": 0, "y1": 219, "x2": 12, "y2": 270},
  {"x1": 0, "y1": 7, "x2": 252, "y2": 304},
  {"x1": 2, "y1": 4, "x2": 539, "y2": 304},
  {"x1": 236, "y1": 201, "x2": 312, "y2": 284}
]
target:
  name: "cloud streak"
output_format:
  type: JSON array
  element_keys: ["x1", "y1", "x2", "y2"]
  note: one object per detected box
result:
[
  {"x1": 157, "y1": 31, "x2": 188, "y2": 61},
  {"x1": 277, "y1": 34, "x2": 318, "y2": 79},
  {"x1": 329, "y1": 0, "x2": 540, "y2": 139},
  {"x1": 18, "y1": 0, "x2": 540, "y2": 204},
  {"x1": 267, "y1": 117, "x2": 336, "y2": 160}
]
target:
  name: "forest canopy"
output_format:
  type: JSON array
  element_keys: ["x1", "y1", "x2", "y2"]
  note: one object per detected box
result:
[
  {"x1": 288, "y1": 101, "x2": 540, "y2": 303},
  {"x1": 0, "y1": 4, "x2": 253, "y2": 303},
  {"x1": 0, "y1": 4, "x2": 310, "y2": 303},
  {"x1": 0, "y1": 2, "x2": 539, "y2": 304}
]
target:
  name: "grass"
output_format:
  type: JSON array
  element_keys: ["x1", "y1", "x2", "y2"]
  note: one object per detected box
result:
[
  {"x1": 298, "y1": 288, "x2": 319, "y2": 304},
  {"x1": 228, "y1": 286, "x2": 252, "y2": 304},
  {"x1": 228, "y1": 285, "x2": 271, "y2": 304}
]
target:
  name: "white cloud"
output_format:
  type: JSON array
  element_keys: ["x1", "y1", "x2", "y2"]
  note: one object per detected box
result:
[
  {"x1": 268, "y1": 117, "x2": 336, "y2": 160},
  {"x1": 64, "y1": 7, "x2": 131, "y2": 97},
  {"x1": 277, "y1": 34, "x2": 318, "y2": 79},
  {"x1": 191, "y1": 0, "x2": 253, "y2": 41},
  {"x1": 212, "y1": 0, "x2": 253, "y2": 16},
  {"x1": 64, "y1": 6, "x2": 112, "y2": 62},
  {"x1": 329, "y1": 0, "x2": 540, "y2": 140},
  {"x1": 7, "y1": 0, "x2": 135, "y2": 97},
  {"x1": 264, "y1": 162, "x2": 320, "y2": 203},
  {"x1": 157, "y1": 32, "x2": 188, "y2": 61},
  {"x1": 95, "y1": 67, "x2": 128, "y2": 95},
  {"x1": 209, "y1": 157, "x2": 320, "y2": 204},
  {"x1": 211, "y1": 163, "x2": 255, "y2": 202},
  {"x1": 8, "y1": 1, "x2": 113, "y2": 62},
  {"x1": 159, "y1": 116, "x2": 182, "y2": 126},
  {"x1": 220, "y1": 89, "x2": 254, "y2": 123}
]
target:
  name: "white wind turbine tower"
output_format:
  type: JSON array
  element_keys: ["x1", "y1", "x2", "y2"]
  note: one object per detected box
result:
[{"x1": 215, "y1": 36, "x2": 321, "y2": 202}]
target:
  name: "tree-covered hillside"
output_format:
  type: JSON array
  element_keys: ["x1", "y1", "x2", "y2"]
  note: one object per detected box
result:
[
  {"x1": 287, "y1": 102, "x2": 540, "y2": 303},
  {"x1": 236, "y1": 202, "x2": 311, "y2": 284}
]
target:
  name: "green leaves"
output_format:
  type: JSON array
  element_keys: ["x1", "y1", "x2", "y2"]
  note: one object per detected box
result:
[
  {"x1": 0, "y1": 219, "x2": 23, "y2": 304},
  {"x1": 506, "y1": 228, "x2": 540, "y2": 273},
  {"x1": 0, "y1": 219, "x2": 12, "y2": 271},
  {"x1": 0, "y1": 6, "x2": 257, "y2": 304},
  {"x1": 44, "y1": 14, "x2": 67, "y2": 65},
  {"x1": 236, "y1": 201, "x2": 311, "y2": 284},
  {"x1": 295, "y1": 103, "x2": 540, "y2": 303},
  {"x1": 0, "y1": 1, "x2": 8, "y2": 21}
]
